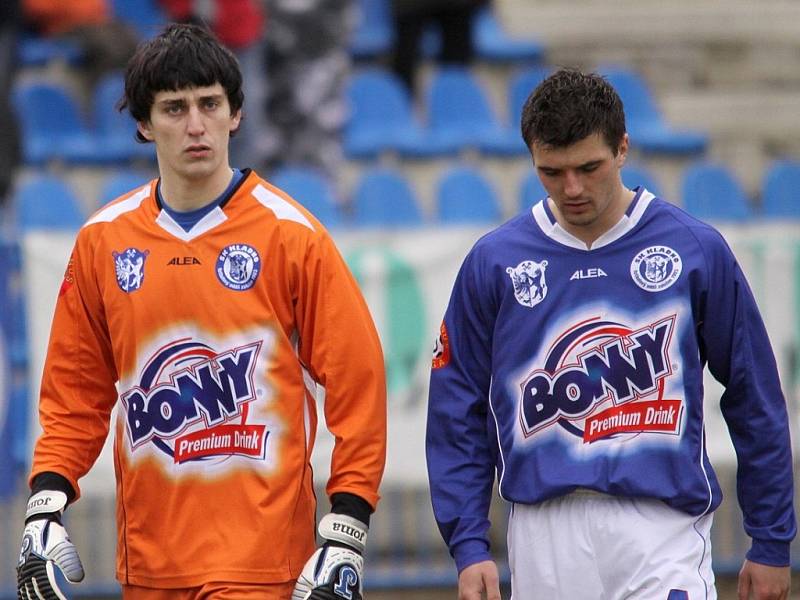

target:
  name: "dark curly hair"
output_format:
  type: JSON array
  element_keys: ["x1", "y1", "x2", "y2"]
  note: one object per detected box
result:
[
  {"x1": 520, "y1": 68, "x2": 626, "y2": 155},
  {"x1": 119, "y1": 23, "x2": 244, "y2": 142}
]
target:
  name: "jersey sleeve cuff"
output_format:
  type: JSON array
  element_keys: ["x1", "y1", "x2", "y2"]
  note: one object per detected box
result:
[
  {"x1": 746, "y1": 539, "x2": 791, "y2": 567},
  {"x1": 453, "y1": 540, "x2": 493, "y2": 574}
]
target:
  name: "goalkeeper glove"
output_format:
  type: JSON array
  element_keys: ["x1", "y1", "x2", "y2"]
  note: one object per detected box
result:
[
  {"x1": 292, "y1": 513, "x2": 368, "y2": 600},
  {"x1": 17, "y1": 490, "x2": 85, "y2": 600}
]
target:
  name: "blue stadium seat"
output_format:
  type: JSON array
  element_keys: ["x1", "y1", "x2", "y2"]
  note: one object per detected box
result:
[
  {"x1": 12, "y1": 81, "x2": 106, "y2": 165},
  {"x1": 93, "y1": 72, "x2": 156, "y2": 163},
  {"x1": 601, "y1": 66, "x2": 708, "y2": 156},
  {"x1": 14, "y1": 175, "x2": 85, "y2": 230},
  {"x1": 472, "y1": 7, "x2": 545, "y2": 63},
  {"x1": 436, "y1": 165, "x2": 502, "y2": 224},
  {"x1": 99, "y1": 169, "x2": 155, "y2": 206},
  {"x1": 352, "y1": 168, "x2": 424, "y2": 227},
  {"x1": 270, "y1": 167, "x2": 345, "y2": 228},
  {"x1": 344, "y1": 69, "x2": 458, "y2": 159},
  {"x1": 111, "y1": 0, "x2": 168, "y2": 38},
  {"x1": 622, "y1": 163, "x2": 662, "y2": 197},
  {"x1": 426, "y1": 66, "x2": 526, "y2": 156},
  {"x1": 350, "y1": 0, "x2": 394, "y2": 59},
  {"x1": 680, "y1": 162, "x2": 752, "y2": 222},
  {"x1": 17, "y1": 34, "x2": 83, "y2": 67},
  {"x1": 508, "y1": 65, "x2": 552, "y2": 132},
  {"x1": 761, "y1": 160, "x2": 800, "y2": 219},
  {"x1": 518, "y1": 169, "x2": 548, "y2": 211}
]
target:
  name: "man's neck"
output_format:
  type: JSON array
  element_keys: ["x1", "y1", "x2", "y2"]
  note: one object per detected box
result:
[{"x1": 159, "y1": 166, "x2": 235, "y2": 212}]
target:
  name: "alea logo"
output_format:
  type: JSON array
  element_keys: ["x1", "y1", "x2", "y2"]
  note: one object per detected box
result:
[
  {"x1": 520, "y1": 315, "x2": 681, "y2": 442},
  {"x1": 121, "y1": 339, "x2": 266, "y2": 463}
]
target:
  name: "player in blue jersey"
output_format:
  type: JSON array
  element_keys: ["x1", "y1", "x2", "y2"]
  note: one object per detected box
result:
[{"x1": 426, "y1": 68, "x2": 796, "y2": 600}]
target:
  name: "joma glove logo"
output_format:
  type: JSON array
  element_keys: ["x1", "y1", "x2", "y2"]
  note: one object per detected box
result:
[
  {"x1": 520, "y1": 317, "x2": 675, "y2": 436},
  {"x1": 123, "y1": 342, "x2": 260, "y2": 447},
  {"x1": 332, "y1": 522, "x2": 366, "y2": 543}
]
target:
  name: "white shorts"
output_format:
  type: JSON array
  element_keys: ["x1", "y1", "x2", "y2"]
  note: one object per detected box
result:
[{"x1": 507, "y1": 491, "x2": 716, "y2": 600}]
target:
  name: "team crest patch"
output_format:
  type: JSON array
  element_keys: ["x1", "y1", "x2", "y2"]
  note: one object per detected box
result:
[
  {"x1": 506, "y1": 259, "x2": 548, "y2": 308},
  {"x1": 630, "y1": 246, "x2": 682, "y2": 292},
  {"x1": 216, "y1": 244, "x2": 261, "y2": 291},
  {"x1": 431, "y1": 322, "x2": 451, "y2": 369},
  {"x1": 113, "y1": 248, "x2": 149, "y2": 292}
]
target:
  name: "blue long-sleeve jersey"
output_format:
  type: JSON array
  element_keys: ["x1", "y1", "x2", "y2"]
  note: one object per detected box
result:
[{"x1": 427, "y1": 190, "x2": 796, "y2": 573}]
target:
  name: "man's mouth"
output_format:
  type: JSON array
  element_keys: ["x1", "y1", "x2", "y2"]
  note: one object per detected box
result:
[{"x1": 185, "y1": 144, "x2": 211, "y2": 157}]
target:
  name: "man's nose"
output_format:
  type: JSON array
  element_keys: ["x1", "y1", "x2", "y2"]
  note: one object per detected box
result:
[
  {"x1": 186, "y1": 105, "x2": 204, "y2": 135},
  {"x1": 563, "y1": 171, "x2": 583, "y2": 198}
]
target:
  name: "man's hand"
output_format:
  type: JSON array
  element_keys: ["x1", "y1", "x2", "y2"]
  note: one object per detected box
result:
[
  {"x1": 738, "y1": 559, "x2": 790, "y2": 600},
  {"x1": 17, "y1": 490, "x2": 84, "y2": 600},
  {"x1": 292, "y1": 513, "x2": 367, "y2": 600},
  {"x1": 458, "y1": 560, "x2": 501, "y2": 600}
]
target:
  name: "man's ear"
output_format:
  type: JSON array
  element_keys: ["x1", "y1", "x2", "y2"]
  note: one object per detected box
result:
[
  {"x1": 616, "y1": 133, "x2": 630, "y2": 167},
  {"x1": 137, "y1": 121, "x2": 154, "y2": 142},
  {"x1": 230, "y1": 109, "x2": 242, "y2": 134}
]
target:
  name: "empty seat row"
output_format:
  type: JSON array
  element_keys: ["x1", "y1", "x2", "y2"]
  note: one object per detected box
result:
[
  {"x1": 11, "y1": 159, "x2": 799, "y2": 233},
  {"x1": 345, "y1": 64, "x2": 709, "y2": 160},
  {"x1": 287, "y1": 159, "x2": 800, "y2": 225},
  {"x1": 12, "y1": 74, "x2": 154, "y2": 165},
  {"x1": 11, "y1": 165, "x2": 512, "y2": 231},
  {"x1": 13, "y1": 62, "x2": 707, "y2": 166},
  {"x1": 681, "y1": 160, "x2": 800, "y2": 221}
]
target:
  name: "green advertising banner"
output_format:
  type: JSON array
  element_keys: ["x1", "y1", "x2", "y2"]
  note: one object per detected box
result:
[{"x1": 20, "y1": 223, "x2": 800, "y2": 488}]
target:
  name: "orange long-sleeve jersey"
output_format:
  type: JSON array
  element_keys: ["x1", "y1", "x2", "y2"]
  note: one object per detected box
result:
[{"x1": 30, "y1": 170, "x2": 387, "y2": 587}]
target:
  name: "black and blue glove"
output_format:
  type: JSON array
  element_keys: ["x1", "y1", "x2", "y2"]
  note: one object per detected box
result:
[
  {"x1": 17, "y1": 490, "x2": 84, "y2": 600},
  {"x1": 291, "y1": 513, "x2": 367, "y2": 600}
]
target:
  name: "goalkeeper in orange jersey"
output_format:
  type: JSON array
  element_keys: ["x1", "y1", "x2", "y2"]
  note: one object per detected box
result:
[{"x1": 16, "y1": 22, "x2": 386, "y2": 600}]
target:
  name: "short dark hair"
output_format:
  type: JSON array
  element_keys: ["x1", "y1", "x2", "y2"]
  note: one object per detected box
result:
[
  {"x1": 520, "y1": 68, "x2": 626, "y2": 155},
  {"x1": 120, "y1": 23, "x2": 244, "y2": 142}
]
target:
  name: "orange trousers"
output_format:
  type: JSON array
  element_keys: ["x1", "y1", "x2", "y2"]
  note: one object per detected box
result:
[{"x1": 122, "y1": 580, "x2": 296, "y2": 599}]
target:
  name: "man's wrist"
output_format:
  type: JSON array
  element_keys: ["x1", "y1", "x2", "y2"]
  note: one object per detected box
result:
[
  {"x1": 330, "y1": 492, "x2": 372, "y2": 527},
  {"x1": 30, "y1": 472, "x2": 75, "y2": 503}
]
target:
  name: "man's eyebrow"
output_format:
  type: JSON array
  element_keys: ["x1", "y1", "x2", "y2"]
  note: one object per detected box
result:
[{"x1": 537, "y1": 159, "x2": 604, "y2": 171}]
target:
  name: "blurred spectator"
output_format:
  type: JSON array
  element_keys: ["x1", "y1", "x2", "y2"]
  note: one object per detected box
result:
[
  {"x1": 22, "y1": 0, "x2": 138, "y2": 88},
  {"x1": 0, "y1": 0, "x2": 21, "y2": 207},
  {"x1": 158, "y1": 0, "x2": 271, "y2": 169},
  {"x1": 261, "y1": 0, "x2": 355, "y2": 177},
  {"x1": 391, "y1": 0, "x2": 488, "y2": 96}
]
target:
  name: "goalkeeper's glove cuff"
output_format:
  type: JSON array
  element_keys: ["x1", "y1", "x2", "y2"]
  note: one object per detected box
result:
[{"x1": 318, "y1": 513, "x2": 368, "y2": 553}]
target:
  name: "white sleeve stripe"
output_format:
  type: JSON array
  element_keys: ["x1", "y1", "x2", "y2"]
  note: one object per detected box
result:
[
  {"x1": 251, "y1": 184, "x2": 315, "y2": 231},
  {"x1": 84, "y1": 184, "x2": 151, "y2": 226}
]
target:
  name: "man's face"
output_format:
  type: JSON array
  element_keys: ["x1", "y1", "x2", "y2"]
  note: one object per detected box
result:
[
  {"x1": 137, "y1": 83, "x2": 241, "y2": 184},
  {"x1": 532, "y1": 132, "x2": 630, "y2": 244}
]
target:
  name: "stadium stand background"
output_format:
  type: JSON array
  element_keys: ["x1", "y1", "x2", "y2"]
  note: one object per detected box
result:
[{"x1": 2, "y1": 0, "x2": 800, "y2": 597}]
